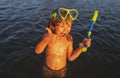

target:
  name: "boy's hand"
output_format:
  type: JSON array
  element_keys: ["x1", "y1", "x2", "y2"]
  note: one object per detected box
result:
[
  {"x1": 82, "y1": 38, "x2": 91, "y2": 48},
  {"x1": 45, "y1": 27, "x2": 52, "y2": 34}
]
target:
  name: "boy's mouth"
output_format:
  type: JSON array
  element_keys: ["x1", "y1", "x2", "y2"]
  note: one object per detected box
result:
[{"x1": 60, "y1": 33, "x2": 66, "y2": 37}]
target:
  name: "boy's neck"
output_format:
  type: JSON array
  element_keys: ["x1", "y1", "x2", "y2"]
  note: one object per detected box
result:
[{"x1": 55, "y1": 34, "x2": 67, "y2": 39}]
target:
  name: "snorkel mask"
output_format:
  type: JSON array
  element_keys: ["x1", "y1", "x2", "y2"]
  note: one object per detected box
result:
[{"x1": 51, "y1": 8, "x2": 78, "y2": 20}]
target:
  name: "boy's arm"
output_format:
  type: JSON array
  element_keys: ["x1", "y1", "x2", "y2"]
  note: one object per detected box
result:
[
  {"x1": 35, "y1": 34, "x2": 51, "y2": 54},
  {"x1": 67, "y1": 41, "x2": 83, "y2": 61},
  {"x1": 67, "y1": 38, "x2": 91, "y2": 61}
]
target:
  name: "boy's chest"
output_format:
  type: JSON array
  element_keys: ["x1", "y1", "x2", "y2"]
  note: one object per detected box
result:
[
  {"x1": 48, "y1": 37, "x2": 69, "y2": 52},
  {"x1": 49, "y1": 36, "x2": 68, "y2": 46}
]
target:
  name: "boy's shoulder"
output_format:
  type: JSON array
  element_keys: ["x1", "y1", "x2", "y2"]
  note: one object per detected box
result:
[
  {"x1": 43, "y1": 33, "x2": 54, "y2": 39},
  {"x1": 66, "y1": 34, "x2": 73, "y2": 42}
]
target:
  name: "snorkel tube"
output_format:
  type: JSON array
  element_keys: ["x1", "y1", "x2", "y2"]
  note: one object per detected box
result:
[{"x1": 82, "y1": 10, "x2": 99, "y2": 52}]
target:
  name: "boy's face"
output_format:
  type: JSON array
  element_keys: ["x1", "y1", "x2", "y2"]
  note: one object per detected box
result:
[{"x1": 55, "y1": 21, "x2": 72, "y2": 37}]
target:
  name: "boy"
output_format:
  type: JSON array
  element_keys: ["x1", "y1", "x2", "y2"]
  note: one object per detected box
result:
[{"x1": 35, "y1": 8, "x2": 91, "y2": 78}]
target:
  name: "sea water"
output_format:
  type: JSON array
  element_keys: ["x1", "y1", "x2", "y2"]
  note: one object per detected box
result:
[{"x1": 0, "y1": 0, "x2": 120, "y2": 78}]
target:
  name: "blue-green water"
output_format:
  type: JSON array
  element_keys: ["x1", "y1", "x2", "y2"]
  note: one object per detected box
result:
[{"x1": 0, "y1": 0, "x2": 120, "y2": 78}]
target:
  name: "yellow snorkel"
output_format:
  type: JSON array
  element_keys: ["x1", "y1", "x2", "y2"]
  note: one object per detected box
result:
[{"x1": 82, "y1": 10, "x2": 99, "y2": 52}]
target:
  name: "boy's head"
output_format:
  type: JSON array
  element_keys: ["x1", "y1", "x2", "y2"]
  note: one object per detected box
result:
[{"x1": 47, "y1": 8, "x2": 78, "y2": 37}]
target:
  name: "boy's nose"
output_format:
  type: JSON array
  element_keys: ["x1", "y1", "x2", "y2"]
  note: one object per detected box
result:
[{"x1": 63, "y1": 27, "x2": 67, "y2": 32}]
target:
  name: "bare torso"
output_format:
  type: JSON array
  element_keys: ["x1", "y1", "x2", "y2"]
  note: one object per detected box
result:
[{"x1": 45, "y1": 34, "x2": 69, "y2": 70}]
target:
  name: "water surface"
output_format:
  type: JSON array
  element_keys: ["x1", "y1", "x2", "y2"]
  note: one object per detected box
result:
[{"x1": 0, "y1": 0, "x2": 120, "y2": 78}]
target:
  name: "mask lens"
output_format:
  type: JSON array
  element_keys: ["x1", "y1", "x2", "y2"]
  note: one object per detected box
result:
[
  {"x1": 70, "y1": 10, "x2": 78, "y2": 19},
  {"x1": 59, "y1": 9, "x2": 68, "y2": 19}
]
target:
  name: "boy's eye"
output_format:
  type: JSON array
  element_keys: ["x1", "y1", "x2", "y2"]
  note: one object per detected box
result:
[
  {"x1": 60, "y1": 26, "x2": 64, "y2": 27},
  {"x1": 68, "y1": 25, "x2": 71, "y2": 27}
]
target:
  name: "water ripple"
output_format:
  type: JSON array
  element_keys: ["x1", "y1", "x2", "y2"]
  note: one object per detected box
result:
[{"x1": 0, "y1": 0, "x2": 120, "y2": 78}]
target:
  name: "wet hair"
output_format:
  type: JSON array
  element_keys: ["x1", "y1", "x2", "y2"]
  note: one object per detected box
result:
[{"x1": 47, "y1": 17, "x2": 73, "y2": 33}]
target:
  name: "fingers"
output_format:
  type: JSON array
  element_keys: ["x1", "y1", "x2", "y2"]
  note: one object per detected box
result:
[
  {"x1": 83, "y1": 38, "x2": 91, "y2": 42},
  {"x1": 82, "y1": 38, "x2": 91, "y2": 48},
  {"x1": 79, "y1": 43, "x2": 84, "y2": 48},
  {"x1": 45, "y1": 27, "x2": 52, "y2": 34}
]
